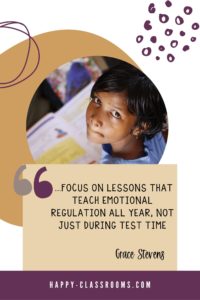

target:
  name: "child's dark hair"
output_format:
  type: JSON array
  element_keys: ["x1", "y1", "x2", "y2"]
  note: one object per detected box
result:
[{"x1": 90, "y1": 61, "x2": 167, "y2": 137}]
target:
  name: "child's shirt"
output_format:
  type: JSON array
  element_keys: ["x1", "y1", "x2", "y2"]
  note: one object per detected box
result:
[{"x1": 100, "y1": 132, "x2": 166, "y2": 164}]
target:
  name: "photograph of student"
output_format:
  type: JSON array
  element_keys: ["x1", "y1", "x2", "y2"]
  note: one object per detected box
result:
[{"x1": 86, "y1": 61, "x2": 168, "y2": 164}]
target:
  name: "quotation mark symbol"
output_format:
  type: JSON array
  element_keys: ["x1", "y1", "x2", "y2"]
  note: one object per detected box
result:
[
  {"x1": 14, "y1": 165, "x2": 53, "y2": 198},
  {"x1": 14, "y1": 165, "x2": 32, "y2": 195},
  {"x1": 34, "y1": 166, "x2": 53, "y2": 198}
]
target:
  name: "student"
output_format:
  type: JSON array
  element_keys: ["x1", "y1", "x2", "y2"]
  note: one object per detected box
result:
[{"x1": 86, "y1": 62, "x2": 167, "y2": 164}]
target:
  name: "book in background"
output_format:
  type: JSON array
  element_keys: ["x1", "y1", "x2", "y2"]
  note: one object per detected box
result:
[{"x1": 27, "y1": 82, "x2": 101, "y2": 164}]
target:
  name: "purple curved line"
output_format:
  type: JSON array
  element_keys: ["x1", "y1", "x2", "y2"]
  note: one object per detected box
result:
[
  {"x1": 0, "y1": 24, "x2": 31, "y2": 84},
  {"x1": 0, "y1": 35, "x2": 40, "y2": 88},
  {"x1": 0, "y1": 21, "x2": 30, "y2": 34},
  {"x1": 0, "y1": 21, "x2": 31, "y2": 76},
  {"x1": 0, "y1": 21, "x2": 40, "y2": 88},
  {"x1": 0, "y1": 21, "x2": 31, "y2": 84}
]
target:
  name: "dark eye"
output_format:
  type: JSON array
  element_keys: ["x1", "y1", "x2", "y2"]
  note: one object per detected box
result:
[
  {"x1": 91, "y1": 96, "x2": 101, "y2": 106},
  {"x1": 111, "y1": 110, "x2": 121, "y2": 119}
]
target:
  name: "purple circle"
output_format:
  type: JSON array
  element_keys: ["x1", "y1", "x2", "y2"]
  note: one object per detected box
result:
[
  {"x1": 150, "y1": 36, "x2": 157, "y2": 43},
  {"x1": 144, "y1": 20, "x2": 152, "y2": 30},
  {"x1": 136, "y1": 35, "x2": 144, "y2": 43},
  {"x1": 156, "y1": 56, "x2": 160, "y2": 60},
  {"x1": 165, "y1": 1, "x2": 172, "y2": 7},
  {"x1": 159, "y1": 45, "x2": 165, "y2": 51},
  {"x1": 170, "y1": 40, "x2": 178, "y2": 48},
  {"x1": 175, "y1": 16, "x2": 184, "y2": 25},
  {"x1": 183, "y1": 45, "x2": 190, "y2": 51},
  {"x1": 148, "y1": 3, "x2": 156, "y2": 13},
  {"x1": 167, "y1": 54, "x2": 175, "y2": 62},
  {"x1": 180, "y1": 31, "x2": 185, "y2": 36},
  {"x1": 165, "y1": 28, "x2": 173, "y2": 36},
  {"x1": 159, "y1": 14, "x2": 169, "y2": 23},
  {"x1": 192, "y1": 23, "x2": 199, "y2": 30},
  {"x1": 191, "y1": 37, "x2": 196, "y2": 42},
  {"x1": 142, "y1": 47, "x2": 152, "y2": 56},
  {"x1": 184, "y1": 6, "x2": 193, "y2": 15}
]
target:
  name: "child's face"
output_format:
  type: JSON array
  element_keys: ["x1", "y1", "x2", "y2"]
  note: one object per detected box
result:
[{"x1": 86, "y1": 91, "x2": 137, "y2": 145}]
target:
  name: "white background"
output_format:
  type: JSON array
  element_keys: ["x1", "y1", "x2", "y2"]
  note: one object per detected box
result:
[{"x1": 0, "y1": 0, "x2": 200, "y2": 270}]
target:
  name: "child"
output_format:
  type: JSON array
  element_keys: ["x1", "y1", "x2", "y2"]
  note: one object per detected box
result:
[{"x1": 86, "y1": 61, "x2": 167, "y2": 164}]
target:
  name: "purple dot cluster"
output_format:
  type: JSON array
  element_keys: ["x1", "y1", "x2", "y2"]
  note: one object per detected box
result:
[{"x1": 136, "y1": 1, "x2": 199, "y2": 62}]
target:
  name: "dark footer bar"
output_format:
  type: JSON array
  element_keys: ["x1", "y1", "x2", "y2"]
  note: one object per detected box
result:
[{"x1": 0, "y1": 271, "x2": 200, "y2": 300}]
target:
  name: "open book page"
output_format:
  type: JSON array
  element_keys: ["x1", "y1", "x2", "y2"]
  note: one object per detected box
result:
[{"x1": 27, "y1": 82, "x2": 101, "y2": 164}]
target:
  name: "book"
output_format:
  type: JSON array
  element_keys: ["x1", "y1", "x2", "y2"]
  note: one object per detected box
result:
[{"x1": 27, "y1": 82, "x2": 101, "y2": 164}]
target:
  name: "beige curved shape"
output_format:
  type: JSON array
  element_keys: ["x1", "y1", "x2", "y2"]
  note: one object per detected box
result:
[{"x1": 0, "y1": 30, "x2": 138, "y2": 226}]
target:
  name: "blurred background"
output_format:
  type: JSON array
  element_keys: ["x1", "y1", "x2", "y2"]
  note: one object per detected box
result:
[{"x1": 26, "y1": 56, "x2": 122, "y2": 130}]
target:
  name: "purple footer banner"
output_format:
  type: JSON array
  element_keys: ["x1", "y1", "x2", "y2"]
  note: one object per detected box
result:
[{"x1": 0, "y1": 271, "x2": 200, "y2": 300}]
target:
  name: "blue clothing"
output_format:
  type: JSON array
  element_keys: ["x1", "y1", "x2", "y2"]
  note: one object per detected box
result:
[
  {"x1": 66, "y1": 62, "x2": 91, "y2": 102},
  {"x1": 100, "y1": 132, "x2": 166, "y2": 164}
]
